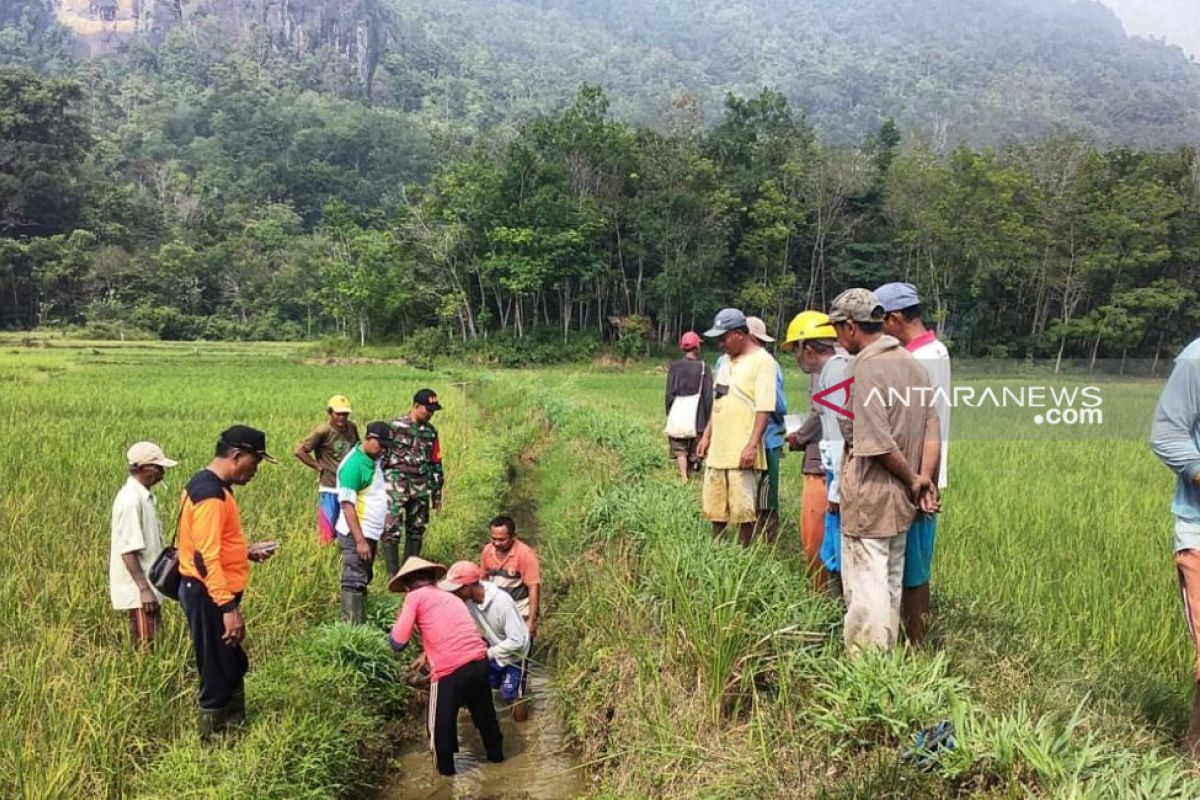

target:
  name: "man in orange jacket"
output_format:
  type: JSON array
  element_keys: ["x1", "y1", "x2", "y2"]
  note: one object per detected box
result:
[{"x1": 178, "y1": 425, "x2": 279, "y2": 739}]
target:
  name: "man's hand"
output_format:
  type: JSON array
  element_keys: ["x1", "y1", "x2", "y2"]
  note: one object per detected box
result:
[
  {"x1": 412, "y1": 652, "x2": 429, "y2": 674},
  {"x1": 695, "y1": 435, "x2": 710, "y2": 459},
  {"x1": 827, "y1": 501, "x2": 840, "y2": 515},
  {"x1": 248, "y1": 541, "x2": 278, "y2": 562},
  {"x1": 918, "y1": 485, "x2": 941, "y2": 515},
  {"x1": 786, "y1": 432, "x2": 804, "y2": 451},
  {"x1": 908, "y1": 475, "x2": 933, "y2": 504},
  {"x1": 433, "y1": 499, "x2": 443, "y2": 513},
  {"x1": 139, "y1": 586, "x2": 159, "y2": 615},
  {"x1": 355, "y1": 539, "x2": 373, "y2": 563},
  {"x1": 527, "y1": 617, "x2": 538, "y2": 639},
  {"x1": 222, "y1": 608, "x2": 245, "y2": 646},
  {"x1": 739, "y1": 444, "x2": 757, "y2": 470}
]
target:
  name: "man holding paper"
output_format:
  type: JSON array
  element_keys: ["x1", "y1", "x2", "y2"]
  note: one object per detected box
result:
[{"x1": 783, "y1": 311, "x2": 850, "y2": 595}]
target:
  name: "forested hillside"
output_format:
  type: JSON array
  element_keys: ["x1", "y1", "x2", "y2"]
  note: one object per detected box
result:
[
  {"x1": 384, "y1": 0, "x2": 1200, "y2": 148},
  {"x1": 2, "y1": 0, "x2": 1199, "y2": 364}
]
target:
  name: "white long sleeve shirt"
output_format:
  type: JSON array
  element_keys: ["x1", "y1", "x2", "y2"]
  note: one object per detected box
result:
[{"x1": 467, "y1": 581, "x2": 530, "y2": 667}]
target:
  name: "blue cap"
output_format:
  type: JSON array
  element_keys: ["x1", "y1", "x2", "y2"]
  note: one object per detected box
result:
[
  {"x1": 875, "y1": 282, "x2": 921, "y2": 313},
  {"x1": 703, "y1": 308, "x2": 748, "y2": 338}
]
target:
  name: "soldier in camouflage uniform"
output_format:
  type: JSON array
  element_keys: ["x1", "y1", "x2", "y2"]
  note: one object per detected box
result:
[{"x1": 380, "y1": 388, "x2": 445, "y2": 577}]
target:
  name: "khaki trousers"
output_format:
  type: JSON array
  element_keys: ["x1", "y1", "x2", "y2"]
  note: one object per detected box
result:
[{"x1": 842, "y1": 533, "x2": 907, "y2": 655}]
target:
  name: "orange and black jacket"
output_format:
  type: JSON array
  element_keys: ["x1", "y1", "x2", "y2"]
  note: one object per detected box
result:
[{"x1": 177, "y1": 469, "x2": 248, "y2": 613}]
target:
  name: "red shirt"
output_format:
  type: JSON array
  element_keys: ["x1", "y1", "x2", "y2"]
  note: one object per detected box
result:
[{"x1": 390, "y1": 586, "x2": 487, "y2": 681}]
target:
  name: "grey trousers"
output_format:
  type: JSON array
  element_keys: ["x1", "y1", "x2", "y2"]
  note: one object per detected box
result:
[{"x1": 338, "y1": 534, "x2": 378, "y2": 592}]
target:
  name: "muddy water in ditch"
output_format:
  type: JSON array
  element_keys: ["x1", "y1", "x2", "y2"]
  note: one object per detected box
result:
[{"x1": 379, "y1": 454, "x2": 585, "y2": 800}]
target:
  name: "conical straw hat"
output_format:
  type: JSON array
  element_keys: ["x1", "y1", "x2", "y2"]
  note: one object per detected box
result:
[{"x1": 387, "y1": 556, "x2": 448, "y2": 593}]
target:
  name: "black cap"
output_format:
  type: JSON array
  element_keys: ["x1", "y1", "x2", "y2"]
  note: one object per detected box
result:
[
  {"x1": 413, "y1": 388, "x2": 443, "y2": 411},
  {"x1": 219, "y1": 425, "x2": 277, "y2": 463},
  {"x1": 365, "y1": 421, "x2": 394, "y2": 445}
]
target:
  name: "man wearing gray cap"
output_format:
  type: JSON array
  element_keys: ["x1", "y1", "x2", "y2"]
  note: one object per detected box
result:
[
  {"x1": 877, "y1": 282, "x2": 951, "y2": 645},
  {"x1": 696, "y1": 308, "x2": 778, "y2": 546},
  {"x1": 110, "y1": 441, "x2": 178, "y2": 646},
  {"x1": 829, "y1": 289, "x2": 940, "y2": 654}
]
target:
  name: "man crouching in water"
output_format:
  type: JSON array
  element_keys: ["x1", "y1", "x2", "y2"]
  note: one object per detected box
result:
[
  {"x1": 440, "y1": 561, "x2": 531, "y2": 722},
  {"x1": 388, "y1": 557, "x2": 504, "y2": 776}
]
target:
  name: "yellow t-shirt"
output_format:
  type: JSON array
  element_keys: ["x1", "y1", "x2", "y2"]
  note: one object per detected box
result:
[{"x1": 708, "y1": 347, "x2": 777, "y2": 470}]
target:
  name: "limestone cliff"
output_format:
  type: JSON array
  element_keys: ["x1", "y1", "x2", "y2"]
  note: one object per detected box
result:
[{"x1": 52, "y1": 0, "x2": 385, "y2": 95}]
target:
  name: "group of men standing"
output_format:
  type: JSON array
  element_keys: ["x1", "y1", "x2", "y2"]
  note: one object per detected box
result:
[
  {"x1": 294, "y1": 388, "x2": 446, "y2": 622},
  {"x1": 666, "y1": 283, "x2": 951, "y2": 653},
  {"x1": 108, "y1": 387, "x2": 544, "y2": 777}
]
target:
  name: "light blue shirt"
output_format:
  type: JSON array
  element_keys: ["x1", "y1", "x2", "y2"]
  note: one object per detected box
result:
[
  {"x1": 1150, "y1": 337, "x2": 1200, "y2": 551},
  {"x1": 764, "y1": 358, "x2": 787, "y2": 451}
]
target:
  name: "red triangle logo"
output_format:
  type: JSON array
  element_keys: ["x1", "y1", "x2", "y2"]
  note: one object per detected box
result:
[{"x1": 813, "y1": 376, "x2": 854, "y2": 419}]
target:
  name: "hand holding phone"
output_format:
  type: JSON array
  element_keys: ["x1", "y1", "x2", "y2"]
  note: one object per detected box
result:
[{"x1": 249, "y1": 541, "x2": 280, "y2": 562}]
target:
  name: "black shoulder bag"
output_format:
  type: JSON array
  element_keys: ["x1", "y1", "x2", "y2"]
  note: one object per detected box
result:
[{"x1": 148, "y1": 502, "x2": 184, "y2": 601}]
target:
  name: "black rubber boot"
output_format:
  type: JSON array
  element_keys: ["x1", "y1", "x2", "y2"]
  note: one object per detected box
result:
[
  {"x1": 225, "y1": 688, "x2": 246, "y2": 728},
  {"x1": 341, "y1": 589, "x2": 365, "y2": 625},
  {"x1": 403, "y1": 532, "x2": 424, "y2": 561},
  {"x1": 436, "y1": 752, "x2": 456, "y2": 776},
  {"x1": 381, "y1": 538, "x2": 400, "y2": 580},
  {"x1": 198, "y1": 707, "x2": 224, "y2": 742}
]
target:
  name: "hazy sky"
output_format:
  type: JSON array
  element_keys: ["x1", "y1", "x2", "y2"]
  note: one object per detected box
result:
[{"x1": 1099, "y1": 0, "x2": 1199, "y2": 58}]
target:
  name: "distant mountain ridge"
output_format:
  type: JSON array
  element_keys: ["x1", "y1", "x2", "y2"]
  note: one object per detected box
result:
[
  {"x1": 31, "y1": 0, "x2": 1200, "y2": 146},
  {"x1": 377, "y1": 0, "x2": 1200, "y2": 146}
]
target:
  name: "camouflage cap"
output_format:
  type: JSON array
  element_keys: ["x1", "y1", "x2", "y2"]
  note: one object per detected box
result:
[{"x1": 828, "y1": 288, "x2": 885, "y2": 324}]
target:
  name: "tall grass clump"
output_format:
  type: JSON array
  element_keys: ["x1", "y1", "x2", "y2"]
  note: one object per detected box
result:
[{"x1": 516, "y1": 379, "x2": 1200, "y2": 798}]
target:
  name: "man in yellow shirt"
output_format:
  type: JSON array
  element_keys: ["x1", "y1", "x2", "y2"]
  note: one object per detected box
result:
[{"x1": 696, "y1": 308, "x2": 777, "y2": 547}]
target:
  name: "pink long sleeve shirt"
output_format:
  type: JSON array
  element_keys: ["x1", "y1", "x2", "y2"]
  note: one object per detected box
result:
[{"x1": 389, "y1": 585, "x2": 487, "y2": 681}]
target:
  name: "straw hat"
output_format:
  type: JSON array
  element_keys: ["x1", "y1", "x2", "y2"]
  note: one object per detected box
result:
[{"x1": 387, "y1": 556, "x2": 448, "y2": 593}]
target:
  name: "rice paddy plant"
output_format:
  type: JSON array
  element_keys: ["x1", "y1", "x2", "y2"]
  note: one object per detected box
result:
[{"x1": 0, "y1": 346, "x2": 524, "y2": 798}]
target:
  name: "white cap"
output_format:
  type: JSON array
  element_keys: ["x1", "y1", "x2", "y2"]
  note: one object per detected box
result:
[{"x1": 126, "y1": 441, "x2": 178, "y2": 468}]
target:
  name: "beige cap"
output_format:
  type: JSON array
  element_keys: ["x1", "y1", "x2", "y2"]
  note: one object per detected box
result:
[
  {"x1": 126, "y1": 441, "x2": 178, "y2": 468},
  {"x1": 828, "y1": 288, "x2": 885, "y2": 324},
  {"x1": 746, "y1": 316, "x2": 775, "y2": 343}
]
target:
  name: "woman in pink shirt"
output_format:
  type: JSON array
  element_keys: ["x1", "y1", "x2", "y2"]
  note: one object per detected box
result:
[{"x1": 389, "y1": 557, "x2": 504, "y2": 776}]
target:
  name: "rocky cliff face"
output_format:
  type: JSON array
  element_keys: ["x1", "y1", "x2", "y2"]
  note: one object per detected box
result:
[{"x1": 53, "y1": 0, "x2": 384, "y2": 95}]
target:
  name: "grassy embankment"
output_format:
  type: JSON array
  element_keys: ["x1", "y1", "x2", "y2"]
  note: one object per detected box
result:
[
  {"x1": 512, "y1": 366, "x2": 1200, "y2": 797},
  {"x1": 0, "y1": 343, "x2": 531, "y2": 799}
]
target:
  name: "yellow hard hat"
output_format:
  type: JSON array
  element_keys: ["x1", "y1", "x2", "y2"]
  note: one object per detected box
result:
[
  {"x1": 327, "y1": 394, "x2": 352, "y2": 413},
  {"x1": 781, "y1": 311, "x2": 837, "y2": 352}
]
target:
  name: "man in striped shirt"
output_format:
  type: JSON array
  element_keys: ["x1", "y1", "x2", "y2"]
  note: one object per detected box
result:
[{"x1": 479, "y1": 515, "x2": 541, "y2": 638}]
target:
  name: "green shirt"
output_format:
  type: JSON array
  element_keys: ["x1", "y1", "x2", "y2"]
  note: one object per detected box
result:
[
  {"x1": 299, "y1": 420, "x2": 360, "y2": 489},
  {"x1": 335, "y1": 444, "x2": 387, "y2": 540}
]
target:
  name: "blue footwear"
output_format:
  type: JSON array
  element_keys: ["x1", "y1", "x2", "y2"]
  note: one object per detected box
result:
[{"x1": 903, "y1": 720, "x2": 955, "y2": 770}]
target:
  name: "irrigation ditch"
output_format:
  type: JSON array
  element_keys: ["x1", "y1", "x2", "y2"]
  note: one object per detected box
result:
[{"x1": 377, "y1": 403, "x2": 586, "y2": 799}]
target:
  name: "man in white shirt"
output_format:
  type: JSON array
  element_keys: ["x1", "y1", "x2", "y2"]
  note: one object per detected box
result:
[
  {"x1": 110, "y1": 441, "x2": 178, "y2": 645},
  {"x1": 878, "y1": 282, "x2": 951, "y2": 645},
  {"x1": 439, "y1": 561, "x2": 532, "y2": 721}
]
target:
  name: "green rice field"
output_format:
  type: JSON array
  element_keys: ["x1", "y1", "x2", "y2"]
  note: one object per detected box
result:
[{"x1": 1, "y1": 338, "x2": 1196, "y2": 798}]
